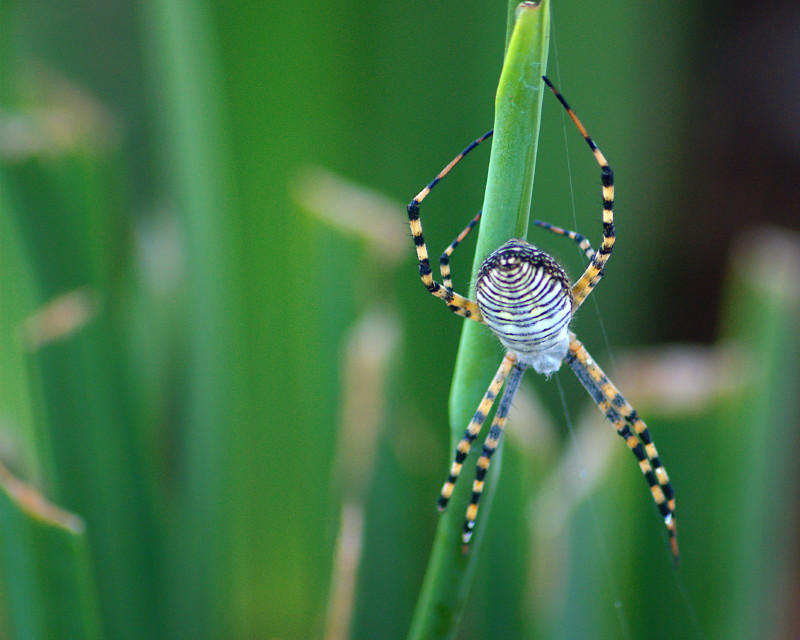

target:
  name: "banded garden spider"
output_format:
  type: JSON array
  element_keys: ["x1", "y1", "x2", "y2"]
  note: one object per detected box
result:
[{"x1": 407, "y1": 77, "x2": 679, "y2": 563}]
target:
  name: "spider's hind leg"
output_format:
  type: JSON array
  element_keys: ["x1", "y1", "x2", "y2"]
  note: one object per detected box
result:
[
  {"x1": 533, "y1": 219, "x2": 596, "y2": 260},
  {"x1": 543, "y1": 77, "x2": 615, "y2": 312},
  {"x1": 440, "y1": 211, "x2": 481, "y2": 289},
  {"x1": 407, "y1": 131, "x2": 493, "y2": 322}
]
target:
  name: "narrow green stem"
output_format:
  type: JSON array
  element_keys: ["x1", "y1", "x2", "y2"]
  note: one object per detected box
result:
[{"x1": 407, "y1": 3, "x2": 550, "y2": 639}]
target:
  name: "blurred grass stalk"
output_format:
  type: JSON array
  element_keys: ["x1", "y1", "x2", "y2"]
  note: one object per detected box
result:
[
  {"x1": 137, "y1": 1, "x2": 246, "y2": 637},
  {"x1": 0, "y1": 462, "x2": 101, "y2": 639},
  {"x1": 407, "y1": 3, "x2": 550, "y2": 639},
  {"x1": 324, "y1": 308, "x2": 402, "y2": 640},
  {"x1": 715, "y1": 228, "x2": 800, "y2": 640},
  {"x1": 140, "y1": 2, "x2": 366, "y2": 634},
  {"x1": 0, "y1": 70, "x2": 160, "y2": 637},
  {"x1": 294, "y1": 166, "x2": 407, "y2": 640}
]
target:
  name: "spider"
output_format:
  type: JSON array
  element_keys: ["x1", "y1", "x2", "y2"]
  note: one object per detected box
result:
[{"x1": 407, "y1": 76, "x2": 678, "y2": 563}]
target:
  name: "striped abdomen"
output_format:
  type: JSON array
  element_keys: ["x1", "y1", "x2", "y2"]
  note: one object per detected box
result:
[{"x1": 476, "y1": 239, "x2": 572, "y2": 375}]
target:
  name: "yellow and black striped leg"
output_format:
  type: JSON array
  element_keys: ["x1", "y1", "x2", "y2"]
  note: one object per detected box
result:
[
  {"x1": 542, "y1": 77, "x2": 615, "y2": 312},
  {"x1": 407, "y1": 131, "x2": 493, "y2": 322},
  {"x1": 438, "y1": 351, "x2": 515, "y2": 510},
  {"x1": 533, "y1": 220, "x2": 596, "y2": 260},
  {"x1": 462, "y1": 359, "x2": 528, "y2": 547},
  {"x1": 440, "y1": 211, "x2": 482, "y2": 289},
  {"x1": 565, "y1": 335, "x2": 679, "y2": 563}
]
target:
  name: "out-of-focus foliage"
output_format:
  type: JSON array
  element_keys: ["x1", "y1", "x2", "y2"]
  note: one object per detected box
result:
[{"x1": 0, "y1": 1, "x2": 798, "y2": 639}]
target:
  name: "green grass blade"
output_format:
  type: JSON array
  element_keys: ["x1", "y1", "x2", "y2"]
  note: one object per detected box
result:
[
  {"x1": 0, "y1": 469, "x2": 102, "y2": 639},
  {"x1": 407, "y1": 3, "x2": 550, "y2": 639},
  {"x1": 137, "y1": 2, "x2": 244, "y2": 636},
  {"x1": 1, "y1": 98, "x2": 162, "y2": 638},
  {"x1": 715, "y1": 230, "x2": 800, "y2": 639},
  {"x1": 139, "y1": 3, "x2": 362, "y2": 636}
]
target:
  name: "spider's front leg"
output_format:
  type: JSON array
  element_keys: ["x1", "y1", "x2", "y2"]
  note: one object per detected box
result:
[
  {"x1": 438, "y1": 352, "x2": 516, "y2": 512},
  {"x1": 436, "y1": 351, "x2": 531, "y2": 552},
  {"x1": 462, "y1": 357, "x2": 527, "y2": 546},
  {"x1": 565, "y1": 334, "x2": 679, "y2": 564}
]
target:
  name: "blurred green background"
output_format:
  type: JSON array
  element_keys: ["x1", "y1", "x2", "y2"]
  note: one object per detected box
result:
[{"x1": 1, "y1": 1, "x2": 799, "y2": 638}]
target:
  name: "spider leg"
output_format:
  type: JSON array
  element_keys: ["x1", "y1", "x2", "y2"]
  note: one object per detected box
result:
[
  {"x1": 565, "y1": 334, "x2": 679, "y2": 564},
  {"x1": 438, "y1": 351, "x2": 515, "y2": 510},
  {"x1": 440, "y1": 211, "x2": 482, "y2": 289},
  {"x1": 543, "y1": 77, "x2": 614, "y2": 313},
  {"x1": 407, "y1": 131, "x2": 493, "y2": 322},
  {"x1": 463, "y1": 358, "x2": 528, "y2": 546},
  {"x1": 533, "y1": 220, "x2": 596, "y2": 260}
]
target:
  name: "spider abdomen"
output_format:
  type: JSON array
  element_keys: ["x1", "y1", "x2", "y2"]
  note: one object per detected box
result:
[{"x1": 476, "y1": 239, "x2": 572, "y2": 375}]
